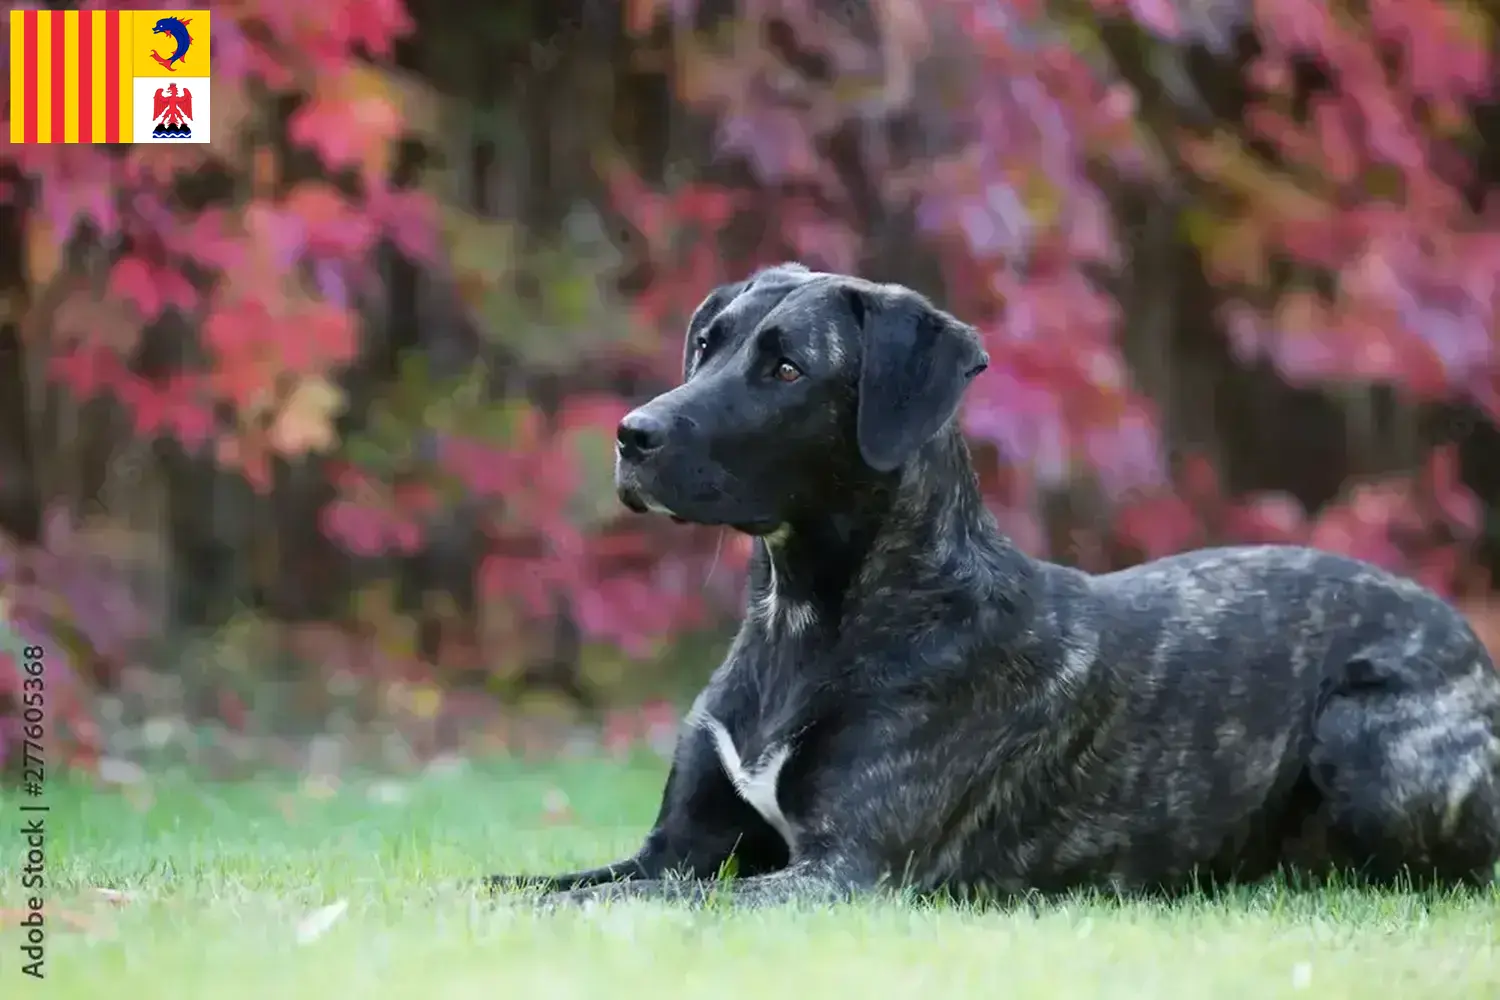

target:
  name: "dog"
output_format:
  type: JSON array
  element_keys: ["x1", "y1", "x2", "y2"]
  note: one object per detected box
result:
[{"x1": 488, "y1": 263, "x2": 1500, "y2": 908}]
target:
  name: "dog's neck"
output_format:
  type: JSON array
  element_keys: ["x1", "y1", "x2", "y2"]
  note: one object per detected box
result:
[{"x1": 747, "y1": 427, "x2": 1034, "y2": 637}]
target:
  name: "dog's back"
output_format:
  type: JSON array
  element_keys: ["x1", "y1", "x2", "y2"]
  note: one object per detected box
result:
[{"x1": 945, "y1": 544, "x2": 1500, "y2": 895}]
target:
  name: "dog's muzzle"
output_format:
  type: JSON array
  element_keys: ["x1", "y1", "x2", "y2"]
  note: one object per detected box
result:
[{"x1": 615, "y1": 408, "x2": 687, "y2": 521}]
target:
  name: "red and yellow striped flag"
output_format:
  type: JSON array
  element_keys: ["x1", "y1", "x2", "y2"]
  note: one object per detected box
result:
[{"x1": 9, "y1": 9, "x2": 211, "y2": 145}]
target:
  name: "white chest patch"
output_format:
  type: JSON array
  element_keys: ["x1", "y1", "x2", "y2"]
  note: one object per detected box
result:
[{"x1": 698, "y1": 713, "x2": 797, "y2": 853}]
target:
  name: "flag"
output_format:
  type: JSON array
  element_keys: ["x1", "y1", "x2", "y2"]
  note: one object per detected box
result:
[{"x1": 8, "y1": 9, "x2": 211, "y2": 145}]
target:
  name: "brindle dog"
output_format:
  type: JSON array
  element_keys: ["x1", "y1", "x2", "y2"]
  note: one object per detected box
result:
[{"x1": 489, "y1": 264, "x2": 1500, "y2": 908}]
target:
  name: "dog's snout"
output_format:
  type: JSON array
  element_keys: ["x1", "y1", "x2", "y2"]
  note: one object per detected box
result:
[{"x1": 617, "y1": 410, "x2": 668, "y2": 459}]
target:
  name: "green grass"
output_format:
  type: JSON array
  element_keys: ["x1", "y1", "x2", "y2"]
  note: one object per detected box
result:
[{"x1": 3, "y1": 758, "x2": 1499, "y2": 999}]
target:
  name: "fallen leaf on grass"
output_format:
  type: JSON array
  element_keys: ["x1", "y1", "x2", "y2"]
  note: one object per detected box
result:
[
  {"x1": 295, "y1": 899, "x2": 349, "y2": 945},
  {"x1": 98, "y1": 757, "x2": 147, "y2": 786},
  {"x1": 423, "y1": 754, "x2": 469, "y2": 779},
  {"x1": 367, "y1": 780, "x2": 410, "y2": 805},
  {"x1": 123, "y1": 784, "x2": 155, "y2": 812},
  {"x1": 542, "y1": 787, "x2": 574, "y2": 825},
  {"x1": 92, "y1": 887, "x2": 138, "y2": 905},
  {"x1": 300, "y1": 775, "x2": 339, "y2": 799},
  {"x1": 1291, "y1": 962, "x2": 1313, "y2": 990}
]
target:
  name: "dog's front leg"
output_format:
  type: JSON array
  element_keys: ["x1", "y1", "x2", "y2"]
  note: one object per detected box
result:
[
  {"x1": 488, "y1": 709, "x2": 790, "y2": 897},
  {"x1": 537, "y1": 853, "x2": 876, "y2": 911},
  {"x1": 486, "y1": 803, "x2": 759, "y2": 897},
  {"x1": 485, "y1": 857, "x2": 659, "y2": 895}
]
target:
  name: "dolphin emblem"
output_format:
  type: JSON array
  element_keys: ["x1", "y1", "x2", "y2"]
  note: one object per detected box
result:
[{"x1": 149, "y1": 16, "x2": 193, "y2": 73}]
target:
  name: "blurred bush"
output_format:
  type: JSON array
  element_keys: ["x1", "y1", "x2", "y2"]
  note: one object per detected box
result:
[{"x1": 0, "y1": 0, "x2": 1496, "y2": 775}]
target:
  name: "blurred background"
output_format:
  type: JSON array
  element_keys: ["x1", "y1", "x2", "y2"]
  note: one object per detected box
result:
[{"x1": 0, "y1": 0, "x2": 1496, "y2": 790}]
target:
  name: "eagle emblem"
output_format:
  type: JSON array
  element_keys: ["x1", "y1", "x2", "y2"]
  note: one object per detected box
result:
[{"x1": 151, "y1": 83, "x2": 194, "y2": 139}]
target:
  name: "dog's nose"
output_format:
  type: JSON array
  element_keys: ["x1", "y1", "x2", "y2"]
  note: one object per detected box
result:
[{"x1": 617, "y1": 411, "x2": 667, "y2": 459}]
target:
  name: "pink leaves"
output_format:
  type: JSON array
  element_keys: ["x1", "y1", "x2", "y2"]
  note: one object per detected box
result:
[
  {"x1": 294, "y1": 302, "x2": 360, "y2": 371},
  {"x1": 1190, "y1": 0, "x2": 1498, "y2": 423},
  {"x1": 961, "y1": 255, "x2": 1161, "y2": 497},
  {"x1": 345, "y1": 0, "x2": 415, "y2": 58},
  {"x1": 115, "y1": 374, "x2": 216, "y2": 450},
  {"x1": 287, "y1": 89, "x2": 393, "y2": 182},
  {"x1": 1114, "y1": 491, "x2": 1204, "y2": 560},
  {"x1": 717, "y1": 109, "x2": 824, "y2": 184},
  {"x1": 204, "y1": 297, "x2": 357, "y2": 406},
  {"x1": 781, "y1": 207, "x2": 862, "y2": 275},
  {"x1": 366, "y1": 187, "x2": 440, "y2": 263},
  {"x1": 1367, "y1": 0, "x2": 1492, "y2": 100},
  {"x1": 1106, "y1": 450, "x2": 1481, "y2": 601},
  {"x1": 197, "y1": 291, "x2": 357, "y2": 478},
  {"x1": 1253, "y1": 0, "x2": 1333, "y2": 55},
  {"x1": 287, "y1": 66, "x2": 407, "y2": 191},
  {"x1": 437, "y1": 436, "x2": 519, "y2": 499},
  {"x1": 107, "y1": 257, "x2": 195, "y2": 325},
  {"x1": 47, "y1": 346, "x2": 131, "y2": 401},
  {"x1": 249, "y1": 0, "x2": 413, "y2": 76},
  {"x1": 203, "y1": 302, "x2": 274, "y2": 410},
  {"x1": 281, "y1": 183, "x2": 378, "y2": 260},
  {"x1": 602, "y1": 163, "x2": 673, "y2": 253},
  {"x1": 1422, "y1": 445, "x2": 1481, "y2": 539},
  {"x1": 1223, "y1": 492, "x2": 1310, "y2": 546},
  {"x1": 556, "y1": 551, "x2": 712, "y2": 656},
  {"x1": 321, "y1": 499, "x2": 422, "y2": 558},
  {"x1": 4, "y1": 0, "x2": 444, "y2": 771},
  {"x1": 320, "y1": 465, "x2": 429, "y2": 557}
]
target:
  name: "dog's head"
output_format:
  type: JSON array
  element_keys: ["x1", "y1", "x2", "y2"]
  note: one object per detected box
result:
[{"x1": 614, "y1": 265, "x2": 989, "y2": 535}]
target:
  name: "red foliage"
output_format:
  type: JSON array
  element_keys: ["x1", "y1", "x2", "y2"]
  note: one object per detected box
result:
[
  {"x1": 1, "y1": 0, "x2": 1495, "y2": 767},
  {"x1": 606, "y1": 0, "x2": 1494, "y2": 623},
  {"x1": 1, "y1": 3, "x2": 431, "y2": 763},
  {"x1": 1183, "y1": 0, "x2": 1497, "y2": 415}
]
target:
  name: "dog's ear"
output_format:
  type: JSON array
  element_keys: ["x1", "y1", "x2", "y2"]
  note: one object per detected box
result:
[
  {"x1": 682, "y1": 280, "x2": 746, "y2": 381},
  {"x1": 849, "y1": 284, "x2": 989, "y2": 473}
]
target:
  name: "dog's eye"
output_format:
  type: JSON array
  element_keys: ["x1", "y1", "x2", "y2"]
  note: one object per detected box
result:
[
  {"x1": 774, "y1": 360, "x2": 802, "y2": 383},
  {"x1": 694, "y1": 335, "x2": 710, "y2": 356}
]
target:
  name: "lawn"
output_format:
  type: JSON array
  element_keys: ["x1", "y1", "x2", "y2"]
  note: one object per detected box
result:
[{"x1": 3, "y1": 756, "x2": 1498, "y2": 999}]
